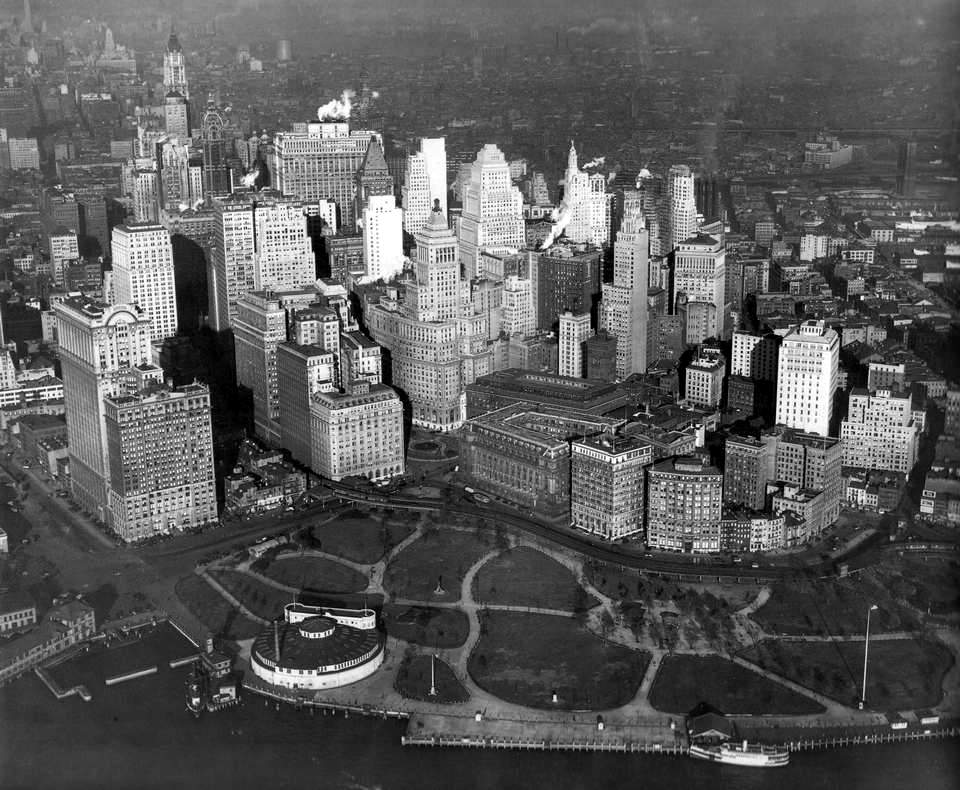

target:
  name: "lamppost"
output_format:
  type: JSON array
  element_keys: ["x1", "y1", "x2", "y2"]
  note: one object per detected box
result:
[{"x1": 859, "y1": 604, "x2": 879, "y2": 710}]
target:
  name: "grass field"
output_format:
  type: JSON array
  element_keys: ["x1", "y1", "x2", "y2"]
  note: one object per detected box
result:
[
  {"x1": 395, "y1": 654, "x2": 470, "y2": 703},
  {"x1": 384, "y1": 528, "x2": 492, "y2": 603},
  {"x1": 751, "y1": 576, "x2": 922, "y2": 636},
  {"x1": 472, "y1": 547, "x2": 597, "y2": 612},
  {"x1": 742, "y1": 637, "x2": 954, "y2": 710},
  {"x1": 468, "y1": 611, "x2": 649, "y2": 710},
  {"x1": 382, "y1": 604, "x2": 470, "y2": 648},
  {"x1": 306, "y1": 511, "x2": 415, "y2": 564},
  {"x1": 208, "y1": 570, "x2": 296, "y2": 621},
  {"x1": 648, "y1": 654, "x2": 825, "y2": 715},
  {"x1": 174, "y1": 574, "x2": 261, "y2": 641},
  {"x1": 260, "y1": 556, "x2": 368, "y2": 594}
]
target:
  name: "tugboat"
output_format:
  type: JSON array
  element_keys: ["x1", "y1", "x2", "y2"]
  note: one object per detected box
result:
[
  {"x1": 185, "y1": 668, "x2": 203, "y2": 717},
  {"x1": 688, "y1": 740, "x2": 790, "y2": 768}
]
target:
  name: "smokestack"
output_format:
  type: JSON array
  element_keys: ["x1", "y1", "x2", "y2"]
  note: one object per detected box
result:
[{"x1": 273, "y1": 620, "x2": 280, "y2": 662}]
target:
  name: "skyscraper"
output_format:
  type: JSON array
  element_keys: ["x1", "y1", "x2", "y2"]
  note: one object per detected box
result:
[
  {"x1": 775, "y1": 320, "x2": 839, "y2": 437},
  {"x1": 110, "y1": 223, "x2": 178, "y2": 344},
  {"x1": 277, "y1": 341, "x2": 337, "y2": 465},
  {"x1": 104, "y1": 382, "x2": 217, "y2": 542},
  {"x1": 558, "y1": 311, "x2": 592, "y2": 378},
  {"x1": 361, "y1": 194, "x2": 404, "y2": 283},
  {"x1": 672, "y1": 232, "x2": 727, "y2": 343},
  {"x1": 402, "y1": 137, "x2": 448, "y2": 236},
  {"x1": 646, "y1": 455, "x2": 723, "y2": 553},
  {"x1": 163, "y1": 31, "x2": 189, "y2": 100},
  {"x1": 271, "y1": 122, "x2": 378, "y2": 231},
  {"x1": 354, "y1": 137, "x2": 393, "y2": 220},
  {"x1": 560, "y1": 141, "x2": 610, "y2": 247},
  {"x1": 201, "y1": 99, "x2": 231, "y2": 199},
  {"x1": 600, "y1": 205, "x2": 649, "y2": 378},
  {"x1": 666, "y1": 164, "x2": 697, "y2": 254},
  {"x1": 55, "y1": 298, "x2": 157, "y2": 521},
  {"x1": 457, "y1": 143, "x2": 525, "y2": 280}
]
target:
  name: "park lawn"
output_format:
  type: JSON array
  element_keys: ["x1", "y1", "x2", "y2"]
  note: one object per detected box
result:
[
  {"x1": 260, "y1": 555, "x2": 368, "y2": 594},
  {"x1": 208, "y1": 570, "x2": 296, "y2": 621},
  {"x1": 395, "y1": 654, "x2": 470, "y2": 704},
  {"x1": 468, "y1": 611, "x2": 649, "y2": 710},
  {"x1": 308, "y1": 511, "x2": 415, "y2": 564},
  {"x1": 648, "y1": 654, "x2": 825, "y2": 715},
  {"x1": 742, "y1": 637, "x2": 954, "y2": 710},
  {"x1": 174, "y1": 574, "x2": 262, "y2": 641},
  {"x1": 384, "y1": 528, "x2": 493, "y2": 603},
  {"x1": 472, "y1": 547, "x2": 597, "y2": 612},
  {"x1": 751, "y1": 575, "x2": 922, "y2": 636},
  {"x1": 382, "y1": 604, "x2": 470, "y2": 648},
  {"x1": 886, "y1": 558, "x2": 960, "y2": 618}
]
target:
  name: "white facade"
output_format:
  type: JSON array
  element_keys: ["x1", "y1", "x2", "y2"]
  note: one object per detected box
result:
[
  {"x1": 457, "y1": 144, "x2": 525, "y2": 280},
  {"x1": 252, "y1": 197, "x2": 316, "y2": 292},
  {"x1": 673, "y1": 233, "x2": 726, "y2": 343},
  {"x1": 840, "y1": 389, "x2": 919, "y2": 473},
  {"x1": 600, "y1": 206, "x2": 648, "y2": 378},
  {"x1": 48, "y1": 231, "x2": 79, "y2": 287},
  {"x1": 685, "y1": 350, "x2": 725, "y2": 408},
  {"x1": 731, "y1": 330, "x2": 780, "y2": 380},
  {"x1": 667, "y1": 164, "x2": 697, "y2": 253},
  {"x1": 8, "y1": 137, "x2": 40, "y2": 170},
  {"x1": 111, "y1": 224, "x2": 178, "y2": 344},
  {"x1": 560, "y1": 142, "x2": 610, "y2": 247},
  {"x1": 558, "y1": 311, "x2": 592, "y2": 378},
  {"x1": 502, "y1": 275, "x2": 535, "y2": 336},
  {"x1": 775, "y1": 320, "x2": 839, "y2": 437},
  {"x1": 361, "y1": 194, "x2": 404, "y2": 283},
  {"x1": 402, "y1": 137, "x2": 447, "y2": 235}
]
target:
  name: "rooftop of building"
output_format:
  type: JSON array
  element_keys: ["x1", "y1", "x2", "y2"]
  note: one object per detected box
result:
[
  {"x1": 340, "y1": 330, "x2": 378, "y2": 349},
  {"x1": 251, "y1": 618, "x2": 380, "y2": 671},
  {"x1": 572, "y1": 432, "x2": 652, "y2": 456},
  {"x1": 311, "y1": 382, "x2": 398, "y2": 410},
  {"x1": 17, "y1": 413, "x2": 66, "y2": 430},
  {"x1": 0, "y1": 591, "x2": 35, "y2": 613},
  {"x1": 650, "y1": 455, "x2": 721, "y2": 476}
]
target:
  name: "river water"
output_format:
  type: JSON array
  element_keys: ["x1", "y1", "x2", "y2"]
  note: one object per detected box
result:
[{"x1": 1, "y1": 666, "x2": 957, "y2": 790}]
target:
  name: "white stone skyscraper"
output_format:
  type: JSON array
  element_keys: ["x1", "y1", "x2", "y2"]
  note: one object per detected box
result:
[
  {"x1": 667, "y1": 164, "x2": 697, "y2": 253},
  {"x1": 110, "y1": 223, "x2": 179, "y2": 344},
  {"x1": 402, "y1": 137, "x2": 447, "y2": 235},
  {"x1": 163, "y1": 31, "x2": 189, "y2": 100},
  {"x1": 558, "y1": 311, "x2": 593, "y2": 378},
  {"x1": 560, "y1": 141, "x2": 610, "y2": 247},
  {"x1": 775, "y1": 320, "x2": 839, "y2": 437},
  {"x1": 457, "y1": 144, "x2": 525, "y2": 280},
  {"x1": 600, "y1": 206, "x2": 649, "y2": 378},
  {"x1": 361, "y1": 194, "x2": 404, "y2": 283}
]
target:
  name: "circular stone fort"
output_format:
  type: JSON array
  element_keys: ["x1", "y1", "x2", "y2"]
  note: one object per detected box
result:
[{"x1": 250, "y1": 603, "x2": 384, "y2": 690}]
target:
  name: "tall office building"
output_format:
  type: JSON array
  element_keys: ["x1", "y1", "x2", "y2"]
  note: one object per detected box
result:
[
  {"x1": 158, "y1": 140, "x2": 191, "y2": 211},
  {"x1": 896, "y1": 141, "x2": 917, "y2": 198},
  {"x1": 647, "y1": 455, "x2": 723, "y2": 553},
  {"x1": 570, "y1": 435, "x2": 652, "y2": 540},
  {"x1": 840, "y1": 389, "x2": 920, "y2": 473},
  {"x1": 558, "y1": 311, "x2": 592, "y2": 378},
  {"x1": 276, "y1": 341, "x2": 337, "y2": 466},
  {"x1": 534, "y1": 246, "x2": 601, "y2": 332},
  {"x1": 724, "y1": 434, "x2": 778, "y2": 510},
  {"x1": 233, "y1": 289, "x2": 316, "y2": 445},
  {"x1": 402, "y1": 137, "x2": 447, "y2": 235},
  {"x1": 666, "y1": 164, "x2": 697, "y2": 254},
  {"x1": 600, "y1": 205, "x2": 649, "y2": 378},
  {"x1": 673, "y1": 232, "x2": 727, "y2": 343},
  {"x1": 131, "y1": 167, "x2": 160, "y2": 223},
  {"x1": 731, "y1": 329, "x2": 780, "y2": 380},
  {"x1": 684, "y1": 347, "x2": 725, "y2": 408},
  {"x1": 361, "y1": 194, "x2": 404, "y2": 283},
  {"x1": 209, "y1": 191, "x2": 316, "y2": 330},
  {"x1": 104, "y1": 382, "x2": 217, "y2": 542},
  {"x1": 163, "y1": 93, "x2": 190, "y2": 140},
  {"x1": 110, "y1": 224, "x2": 178, "y2": 344},
  {"x1": 775, "y1": 320, "x2": 839, "y2": 437},
  {"x1": 774, "y1": 428, "x2": 843, "y2": 529},
  {"x1": 559, "y1": 142, "x2": 610, "y2": 247},
  {"x1": 457, "y1": 144, "x2": 525, "y2": 280},
  {"x1": 162, "y1": 30, "x2": 189, "y2": 100},
  {"x1": 271, "y1": 122, "x2": 378, "y2": 231},
  {"x1": 201, "y1": 100, "x2": 231, "y2": 198},
  {"x1": 354, "y1": 137, "x2": 393, "y2": 219},
  {"x1": 309, "y1": 379, "x2": 405, "y2": 482},
  {"x1": 54, "y1": 298, "x2": 157, "y2": 521}
]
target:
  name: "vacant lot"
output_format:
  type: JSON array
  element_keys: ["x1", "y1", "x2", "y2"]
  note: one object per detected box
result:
[
  {"x1": 751, "y1": 576, "x2": 921, "y2": 636},
  {"x1": 384, "y1": 528, "x2": 492, "y2": 603},
  {"x1": 382, "y1": 604, "x2": 470, "y2": 648},
  {"x1": 742, "y1": 637, "x2": 954, "y2": 710},
  {"x1": 472, "y1": 547, "x2": 597, "y2": 612},
  {"x1": 260, "y1": 556, "x2": 368, "y2": 594},
  {"x1": 395, "y1": 654, "x2": 469, "y2": 704},
  {"x1": 174, "y1": 574, "x2": 261, "y2": 642},
  {"x1": 648, "y1": 654, "x2": 825, "y2": 715},
  {"x1": 306, "y1": 510, "x2": 415, "y2": 564},
  {"x1": 468, "y1": 611, "x2": 649, "y2": 710}
]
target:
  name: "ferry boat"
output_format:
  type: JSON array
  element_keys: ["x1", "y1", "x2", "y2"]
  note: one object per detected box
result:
[{"x1": 688, "y1": 740, "x2": 790, "y2": 767}]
